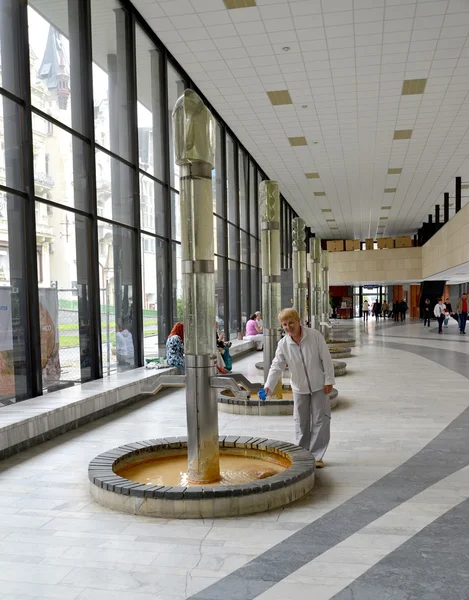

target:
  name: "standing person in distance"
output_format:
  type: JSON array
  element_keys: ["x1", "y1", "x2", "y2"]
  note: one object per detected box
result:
[
  {"x1": 456, "y1": 292, "x2": 468, "y2": 335},
  {"x1": 423, "y1": 299, "x2": 431, "y2": 328},
  {"x1": 262, "y1": 308, "x2": 335, "y2": 469},
  {"x1": 434, "y1": 298, "x2": 446, "y2": 335},
  {"x1": 400, "y1": 299, "x2": 408, "y2": 322},
  {"x1": 362, "y1": 299, "x2": 369, "y2": 321}
]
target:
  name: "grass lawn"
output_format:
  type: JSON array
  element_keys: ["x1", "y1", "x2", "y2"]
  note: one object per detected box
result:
[{"x1": 59, "y1": 329, "x2": 158, "y2": 349}]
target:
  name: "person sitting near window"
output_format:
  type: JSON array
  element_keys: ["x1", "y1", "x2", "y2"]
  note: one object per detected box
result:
[
  {"x1": 166, "y1": 322, "x2": 185, "y2": 371},
  {"x1": 255, "y1": 311, "x2": 263, "y2": 332},
  {"x1": 244, "y1": 313, "x2": 264, "y2": 350}
]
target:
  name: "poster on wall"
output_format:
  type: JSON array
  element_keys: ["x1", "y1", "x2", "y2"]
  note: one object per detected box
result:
[
  {"x1": 39, "y1": 288, "x2": 61, "y2": 387},
  {"x1": 0, "y1": 287, "x2": 15, "y2": 399},
  {"x1": 0, "y1": 287, "x2": 61, "y2": 399}
]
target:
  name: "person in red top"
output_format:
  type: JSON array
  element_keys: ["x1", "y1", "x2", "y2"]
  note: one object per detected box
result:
[{"x1": 456, "y1": 292, "x2": 468, "y2": 334}]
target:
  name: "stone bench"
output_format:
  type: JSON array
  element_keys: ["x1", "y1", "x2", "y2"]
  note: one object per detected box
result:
[{"x1": 0, "y1": 340, "x2": 259, "y2": 461}]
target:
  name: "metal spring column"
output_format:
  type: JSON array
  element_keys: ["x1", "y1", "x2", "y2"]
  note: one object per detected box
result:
[
  {"x1": 260, "y1": 181, "x2": 282, "y2": 398},
  {"x1": 292, "y1": 217, "x2": 307, "y2": 324},
  {"x1": 173, "y1": 90, "x2": 219, "y2": 484},
  {"x1": 310, "y1": 237, "x2": 322, "y2": 331},
  {"x1": 321, "y1": 249, "x2": 330, "y2": 340}
]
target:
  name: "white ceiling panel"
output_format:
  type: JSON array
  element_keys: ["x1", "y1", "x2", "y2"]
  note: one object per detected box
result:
[{"x1": 134, "y1": 0, "x2": 469, "y2": 239}]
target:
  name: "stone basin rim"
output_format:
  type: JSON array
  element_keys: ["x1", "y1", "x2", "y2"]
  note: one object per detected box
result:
[
  {"x1": 88, "y1": 436, "x2": 315, "y2": 501},
  {"x1": 218, "y1": 388, "x2": 339, "y2": 406}
]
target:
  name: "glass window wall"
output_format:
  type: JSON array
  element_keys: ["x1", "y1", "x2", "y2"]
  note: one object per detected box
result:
[{"x1": 0, "y1": 0, "x2": 299, "y2": 402}]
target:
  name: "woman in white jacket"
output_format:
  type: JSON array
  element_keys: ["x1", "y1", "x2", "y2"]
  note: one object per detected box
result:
[
  {"x1": 434, "y1": 298, "x2": 447, "y2": 335},
  {"x1": 264, "y1": 308, "x2": 335, "y2": 468}
]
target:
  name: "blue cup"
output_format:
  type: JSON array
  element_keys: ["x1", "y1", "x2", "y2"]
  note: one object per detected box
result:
[{"x1": 258, "y1": 388, "x2": 267, "y2": 401}]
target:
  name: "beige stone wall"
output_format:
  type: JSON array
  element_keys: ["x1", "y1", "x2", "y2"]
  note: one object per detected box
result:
[
  {"x1": 329, "y1": 247, "x2": 422, "y2": 285},
  {"x1": 422, "y1": 202, "x2": 469, "y2": 278}
]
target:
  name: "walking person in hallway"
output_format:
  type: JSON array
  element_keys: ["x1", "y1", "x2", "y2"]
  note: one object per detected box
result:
[
  {"x1": 393, "y1": 301, "x2": 400, "y2": 321},
  {"x1": 373, "y1": 299, "x2": 382, "y2": 319},
  {"x1": 262, "y1": 308, "x2": 335, "y2": 468},
  {"x1": 362, "y1": 299, "x2": 369, "y2": 321},
  {"x1": 382, "y1": 300, "x2": 389, "y2": 319},
  {"x1": 443, "y1": 297, "x2": 451, "y2": 328},
  {"x1": 423, "y1": 299, "x2": 431, "y2": 328},
  {"x1": 456, "y1": 292, "x2": 468, "y2": 334},
  {"x1": 434, "y1": 298, "x2": 446, "y2": 335}
]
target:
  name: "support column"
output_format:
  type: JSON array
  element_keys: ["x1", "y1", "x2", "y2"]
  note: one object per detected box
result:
[
  {"x1": 456, "y1": 177, "x2": 462, "y2": 213},
  {"x1": 310, "y1": 236, "x2": 322, "y2": 331},
  {"x1": 292, "y1": 217, "x2": 307, "y2": 324},
  {"x1": 321, "y1": 250, "x2": 330, "y2": 341},
  {"x1": 260, "y1": 180, "x2": 282, "y2": 398},
  {"x1": 444, "y1": 192, "x2": 449, "y2": 224},
  {"x1": 173, "y1": 90, "x2": 219, "y2": 484},
  {"x1": 435, "y1": 204, "x2": 440, "y2": 225}
]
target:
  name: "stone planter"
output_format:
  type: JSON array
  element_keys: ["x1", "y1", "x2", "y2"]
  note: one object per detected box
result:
[
  {"x1": 329, "y1": 347, "x2": 352, "y2": 359},
  {"x1": 327, "y1": 339, "x2": 356, "y2": 348}
]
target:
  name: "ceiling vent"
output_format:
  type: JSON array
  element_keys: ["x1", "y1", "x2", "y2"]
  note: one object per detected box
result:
[
  {"x1": 305, "y1": 172, "x2": 320, "y2": 179},
  {"x1": 314, "y1": 191, "x2": 326, "y2": 197},
  {"x1": 384, "y1": 188, "x2": 397, "y2": 193},
  {"x1": 387, "y1": 168, "x2": 402, "y2": 175}
]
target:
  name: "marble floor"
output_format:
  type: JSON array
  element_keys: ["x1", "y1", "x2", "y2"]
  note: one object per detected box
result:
[{"x1": 1, "y1": 317, "x2": 469, "y2": 599}]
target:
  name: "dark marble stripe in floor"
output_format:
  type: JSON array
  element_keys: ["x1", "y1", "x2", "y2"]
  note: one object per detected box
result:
[
  {"x1": 189, "y1": 342, "x2": 469, "y2": 600},
  {"x1": 331, "y1": 497, "x2": 469, "y2": 600}
]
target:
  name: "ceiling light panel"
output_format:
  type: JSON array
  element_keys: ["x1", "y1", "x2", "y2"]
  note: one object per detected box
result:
[
  {"x1": 314, "y1": 192, "x2": 326, "y2": 197},
  {"x1": 288, "y1": 136, "x2": 308, "y2": 146},
  {"x1": 266, "y1": 90, "x2": 293, "y2": 105},
  {"x1": 224, "y1": 0, "x2": 256, "y2": 9},
  {"x1": 384, "y1": 188, "x2": 397, "y2": 193},
  {"x1": 387, "y1": 168, "x2": 402, "y2": 175},
  {"x1": 401, "y1": 79, "x2": 427, "y2": 95},
  {"x1": 393, "y1": 130, "x2": 413, "y2": 140},
  {"x1": 305, "y1": 172, "x2": 320, "y2": 179}
]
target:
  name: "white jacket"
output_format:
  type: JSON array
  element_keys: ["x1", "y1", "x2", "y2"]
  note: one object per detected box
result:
[
  {"x1": 265, "y1": 327, "x2": 335, "y2": 394},
  {"x1": 434, "y1": 303, "x2": 446, "y2": 318}
]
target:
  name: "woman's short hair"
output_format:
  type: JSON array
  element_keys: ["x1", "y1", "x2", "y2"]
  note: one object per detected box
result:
[
  {"x1": 278, "y1": 308, "x2": 300, "y2": 323},
  {"x1": 249, "y1": 313, "x2": 257, "y2": 321}
]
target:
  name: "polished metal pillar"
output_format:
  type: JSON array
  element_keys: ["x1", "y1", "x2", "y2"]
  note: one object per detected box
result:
[
  {"x1": 173, "y1": 90, "x2": 219, "y2": 484},
  {"x1": 321, "y1": 250, "x2": 330, "y2": 341},
  {"x1": 260, "y1": 180, "x2": 282, "y2": 397},
  {"x1": 310, "y1": 237, "x2": 322, "y2": 331},
  {"x1": 292, "y1": 217, "x2": 307, "y2": 324}
]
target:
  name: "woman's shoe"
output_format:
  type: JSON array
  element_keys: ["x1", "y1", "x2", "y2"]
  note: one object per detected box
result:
[{"x1": 315, "y1": 459, "x2": 324, "y2": 468}]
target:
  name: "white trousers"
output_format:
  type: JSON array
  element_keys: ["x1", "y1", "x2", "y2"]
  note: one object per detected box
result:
[
  {"x1": 244, "y1": 333, "x2": 264, "y2": 350},
  {"x1": 293, "y1": 390, "x2": 331, "y2": 460}
]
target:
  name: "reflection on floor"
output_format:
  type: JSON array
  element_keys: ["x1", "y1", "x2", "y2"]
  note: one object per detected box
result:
[{"x1": 0, "y1": 317, "x2": 469, "y2": 600}]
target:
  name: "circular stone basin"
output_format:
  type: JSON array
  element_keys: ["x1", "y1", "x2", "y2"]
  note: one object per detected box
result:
[
  {"x1": 88, "y1": 437, "x2": 315, "y2": 518},
  {"x1": 218, "y1": 388, "x2": 339, "y2": 414},
  {"x1": 256, "y1": 361, "x2": 346, "y2": 377},
  {"x1": 329, "y1": 347, "x2": 352, "y2": 359},
  {"x1": 327, "y1": 339, "x2": 356, "y2": 348},
  {"x1": 334, "y1": 361, "x2": 347, "y2": 376}
]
